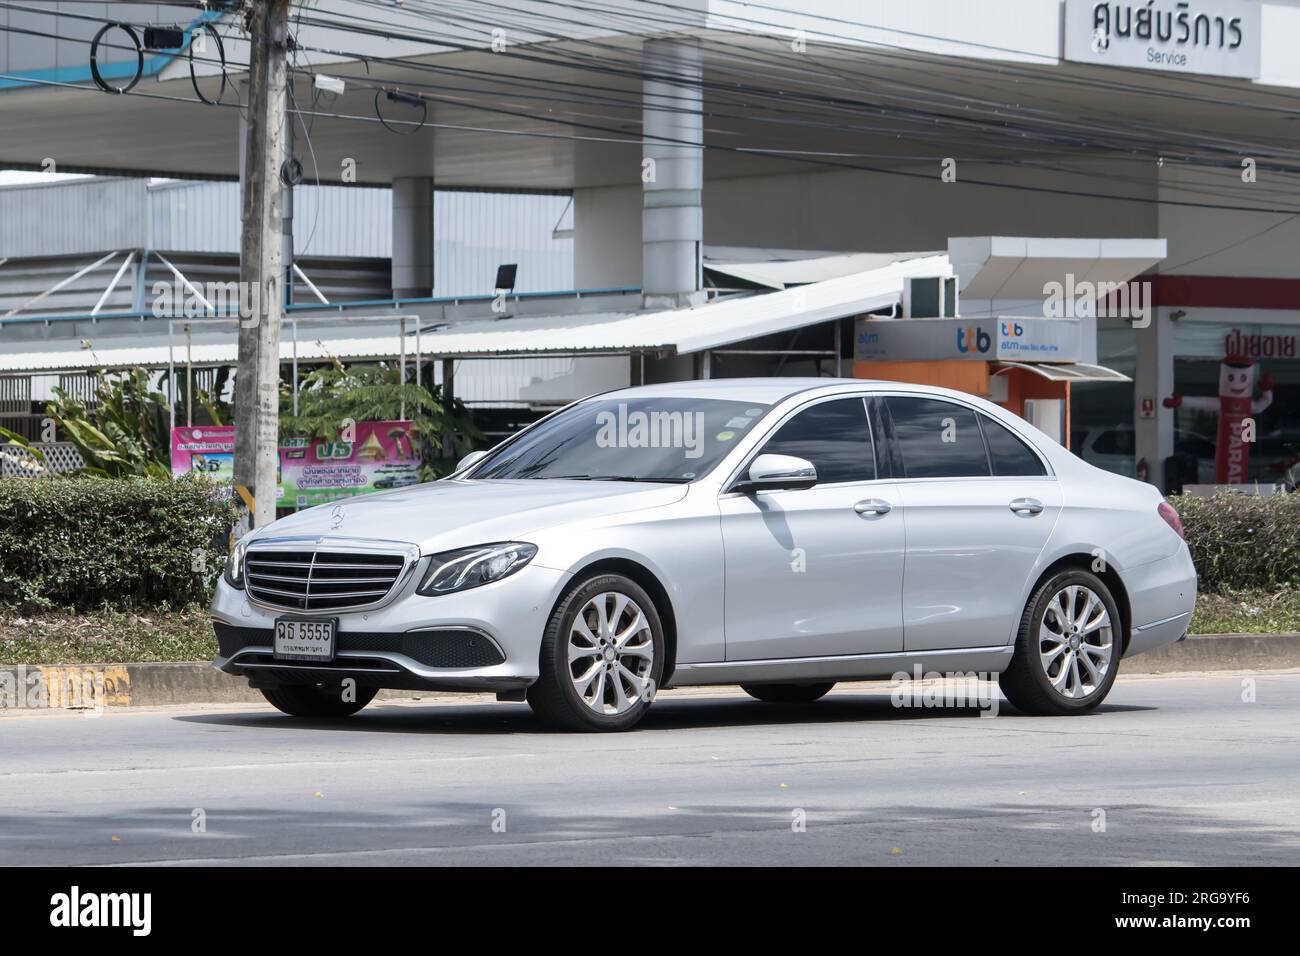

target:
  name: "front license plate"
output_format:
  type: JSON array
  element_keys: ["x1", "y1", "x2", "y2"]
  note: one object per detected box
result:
[{"x1": 274, "y1": 618, "x2": 336, "y2": 661}]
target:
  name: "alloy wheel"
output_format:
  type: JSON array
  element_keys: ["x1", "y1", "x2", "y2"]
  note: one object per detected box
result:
[
  {"x1": 567, "y1": 591, "x2": 655, "y2": 715},
  {"x1": 1039, "y1": 584, "x2": 1113, "y2": 699}
]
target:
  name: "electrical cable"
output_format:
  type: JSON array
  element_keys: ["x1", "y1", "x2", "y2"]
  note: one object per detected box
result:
[
  {"x1": 88, "y1": 21, "x2": 144, "y2": 94},
  {"x1": 7, "y1": 0, "x2": 1289, "y2": 175},
  {"x1": 1161, "y1": 212, "x2": 1300, "y2": 273},
  {"x1": 374, "y1": 87, "x2": 429, "y2": 134},
  {"x1": 188, "y1": 21, "x2": 230, "y2": 106},
  {"x1": 4, "y1": 9, "x2": 1300, "y2": 215},
  {"x1": 295, "y1": 1, "x2": 1300, "y2": 175},
  {"x1": 352, "y1": 0, "x2": 1300, "y2": 123},
  {"x1": 275, "y1": 52, "x2": 1300, "y2": 215}
]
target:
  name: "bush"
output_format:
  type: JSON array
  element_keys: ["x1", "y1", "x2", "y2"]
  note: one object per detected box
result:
[
  {"x1": 1173, "y1": 492, "x2": 1300, "y2": 594},
  {"x1": 0, "y1": 477, "x2": 237, "y2": 611},
  {"x1": 0, "y1": 478, "x2": 1289, "y2": 610}
]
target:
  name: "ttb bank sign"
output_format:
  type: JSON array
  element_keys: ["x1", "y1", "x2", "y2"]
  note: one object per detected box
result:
[{"x1": 856, "y1": 318, "x2": 1082, "y2": 363}]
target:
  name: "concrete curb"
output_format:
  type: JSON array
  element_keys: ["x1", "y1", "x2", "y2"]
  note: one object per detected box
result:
[
  {"x1": 0, "y1": 662, "x2": 433, "y2": 710},
  {"x1": 3, "y1": 633, "x2": 1299, "y2": 709},
  {"x1": 1120, "y1": 632, "x2": 1300, "y2": 674}
]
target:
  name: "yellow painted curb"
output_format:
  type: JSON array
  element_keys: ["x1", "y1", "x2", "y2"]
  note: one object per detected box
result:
[{"x1": 33, "y1": 665, "x2": 131, "y2": 709}]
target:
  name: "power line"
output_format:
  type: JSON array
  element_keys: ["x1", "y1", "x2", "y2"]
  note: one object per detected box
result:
[
  {"x1": 3, "y1": 9, "x2": 1300, "y2": 215},
  {"x1": 1161, "y1": 211, "x2": 1300, "y2": 272},
  {"x1": 303, "y1": 0, "x2": 1300, "y2": 171},
  {"x1": 6, "y1": 1, "x2": 1297, "y2": 174}
]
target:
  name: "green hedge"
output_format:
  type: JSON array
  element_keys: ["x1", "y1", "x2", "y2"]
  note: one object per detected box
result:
[
  {"x1": 1174, "y1": 492, "x2": 1300, "y2": 594},
  {"x1": 0, "y1": 477, "x2": 1291, "y2": 610},
  {"x1": 0, "y1": 477, "x2": 237, "y2": 611}
]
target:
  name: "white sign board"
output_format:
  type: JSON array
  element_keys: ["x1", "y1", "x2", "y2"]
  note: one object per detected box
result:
[
  {"x1": 1063, "y1": 0, "x2": 1261, "y2": 80},
  {"x1": 854, "y1": 318, "x2": 1083, "y2": 363}
]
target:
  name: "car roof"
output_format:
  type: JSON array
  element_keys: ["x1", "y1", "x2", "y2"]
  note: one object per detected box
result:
[
  {"x1": 602, "y1": 377, "x2": 1003, "y2": 409},
  {"x1": 603, "y1": 377, "x2": 904, "y2": 405}
]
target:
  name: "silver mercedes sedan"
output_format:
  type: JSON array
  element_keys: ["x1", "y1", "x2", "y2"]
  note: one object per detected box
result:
[{"x1": 212, "y1": 378, "x2": 1197, "y2": 731}]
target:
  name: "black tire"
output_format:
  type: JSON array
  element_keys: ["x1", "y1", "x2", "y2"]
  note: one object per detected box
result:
[
  {"x1": 527, "y1": 573, "x2": 665, "y2": 732},
  {"x1": 998, "y1": 569, "x2": 1122, "y2": 716},
  {"x1": 260, "y1": 683, "x2": 378, "y2": 718},
  {"x1": 740, "y1": 682, "x2": 835, "y2": 703}
]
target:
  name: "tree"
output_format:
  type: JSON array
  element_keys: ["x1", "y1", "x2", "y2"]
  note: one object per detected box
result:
[{"x1": 278, "y1": 359, "x2": 481, "y2": 479}]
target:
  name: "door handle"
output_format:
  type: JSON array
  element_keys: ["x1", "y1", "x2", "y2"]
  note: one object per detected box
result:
[
  {"x1": 1009, "y1": 497, "x2": 1044, "y2": 515},
  {"x1": 854, "y1": 498, "x2": 892, "y2": 516}
]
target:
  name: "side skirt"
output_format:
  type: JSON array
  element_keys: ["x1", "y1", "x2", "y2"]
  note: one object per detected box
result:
[{"x1": 667, "y1": 645, "x2": 1014, "y2": 688}]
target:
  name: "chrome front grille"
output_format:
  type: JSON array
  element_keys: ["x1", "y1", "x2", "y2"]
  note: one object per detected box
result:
[{"x1": 245, "y1": 548, "x2": 408, "y2": 611}]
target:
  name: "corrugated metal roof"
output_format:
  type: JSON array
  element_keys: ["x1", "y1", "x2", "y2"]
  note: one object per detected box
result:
[
  {"x1": 0, "y1": 255, "x2": 948, "y2": 372},
  {"x1": 398, "y1": 254, "x2": 950, "y2": 357},
  {"x1": 0, "y1": 329, "x2": 418, "y2": 372}
]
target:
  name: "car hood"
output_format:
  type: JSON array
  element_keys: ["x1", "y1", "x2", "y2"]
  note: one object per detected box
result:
[{"x1": 251, "y1": 479, "x2": 689, "y2": 555}]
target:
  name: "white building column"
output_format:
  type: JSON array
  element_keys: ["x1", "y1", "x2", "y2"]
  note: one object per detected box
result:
[
  {"x1": 1134, "y1": 308, "x2": 1176, "y2": 489},
  {"x1": 641, "y1": 37, "x2": 703, "y2": 310},
  {"x1": 392, "y1": 176, "x2": 434, "y2": 298}
]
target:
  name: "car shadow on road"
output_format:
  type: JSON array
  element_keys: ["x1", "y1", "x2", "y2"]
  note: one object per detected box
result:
[{"x1": 173, "y1": 692, "x2": 1156, "y2": 736}]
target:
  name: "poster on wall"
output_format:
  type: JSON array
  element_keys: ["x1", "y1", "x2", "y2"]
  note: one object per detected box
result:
[
  {"x1": 279, "y1": 421, "x2": 422, "y2": 509},
  {"x1": 170, "y1": 425, "x2": 236, "y2": 481},
  {"x1": 170, "y1": 421, "x2": 422, "y2": 507}
]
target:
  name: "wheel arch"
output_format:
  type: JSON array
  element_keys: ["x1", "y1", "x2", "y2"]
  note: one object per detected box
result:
[
  {"x1": 561, "y1": 557, "x2": 679, "y2": 688},
  {"x1": 1030, "y1": 554, "x2": 1133, "y2": 653}
]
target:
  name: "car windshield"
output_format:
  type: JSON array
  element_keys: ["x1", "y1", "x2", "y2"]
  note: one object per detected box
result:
[{"x1": 470, "y1": 396, "x2": 772, "y2": 482}]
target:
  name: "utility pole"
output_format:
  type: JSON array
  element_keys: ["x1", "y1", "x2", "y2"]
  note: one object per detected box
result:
[{"x1": 234, "y1": 0, "x2": 290, "y2": 529}]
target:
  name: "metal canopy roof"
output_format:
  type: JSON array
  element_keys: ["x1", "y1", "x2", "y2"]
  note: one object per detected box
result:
[
  {"x1": 949, "y1": 237, "x2": 1168, "y2": 303},
  {"x1": 993, "y1": 361, "x2": 1132, "y2": 383},
  {"x1": 0, "y1": 254, "x2": 946, "y2": 372},
  {"x1": 1, "y1": 252, "x2": 954, "y2": 373},
  {"x1": 387, "y1": 254, "x2": 949, "y2": 358},
  {"x1": 703, "y1": 251, "x2": 937, "y2": 290}
]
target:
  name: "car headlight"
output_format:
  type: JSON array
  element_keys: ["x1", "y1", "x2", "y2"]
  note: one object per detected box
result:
[
  {"x1": 224, "y1": 537, "x2": 250, "y2": 589},
  {"x1": 417, "y1": 542, "x2": 537, "y2": 595}
]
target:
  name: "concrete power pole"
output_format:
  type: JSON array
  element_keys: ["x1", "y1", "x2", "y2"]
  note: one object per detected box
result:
[{"x1": 234, "y1": 0, "x2": 291, "y2": 528}]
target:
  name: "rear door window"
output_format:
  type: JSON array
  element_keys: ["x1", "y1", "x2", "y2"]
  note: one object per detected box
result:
[{"x1": 885, "y1": 397, "x2": 990, "y2": 479}]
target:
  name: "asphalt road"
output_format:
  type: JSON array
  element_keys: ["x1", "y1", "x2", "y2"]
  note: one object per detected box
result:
[{"x1": 2, "y1": 672, "x2": 1298, "y2": 866}]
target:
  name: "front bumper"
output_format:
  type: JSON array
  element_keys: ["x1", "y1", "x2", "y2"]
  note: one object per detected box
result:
[{"x1": 210, "y1": 560, "x2": 572, "y2": 692}]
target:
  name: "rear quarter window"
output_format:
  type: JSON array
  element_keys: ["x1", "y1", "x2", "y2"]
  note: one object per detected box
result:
[{"x1": 980, "y1": 414, "x2": 1047, "y2": 476}]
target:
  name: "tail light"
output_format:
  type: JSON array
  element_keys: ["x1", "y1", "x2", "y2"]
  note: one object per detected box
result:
[{"x1": 1157, "y1": 501, "x2": 1185, "y2": 540}]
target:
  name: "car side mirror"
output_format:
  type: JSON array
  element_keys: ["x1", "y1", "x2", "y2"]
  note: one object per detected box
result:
[
  {"x1": 455, "y1": 450, "x2": 488, "y2": 473},
  {"x1": 737, "y1": 454, "x2": 818, "y2": 493}
]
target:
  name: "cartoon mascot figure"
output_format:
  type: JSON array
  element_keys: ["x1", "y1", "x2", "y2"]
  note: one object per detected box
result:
[{"x1": 1163, "y1": 355, "x2": 1273, "y2": 484}]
